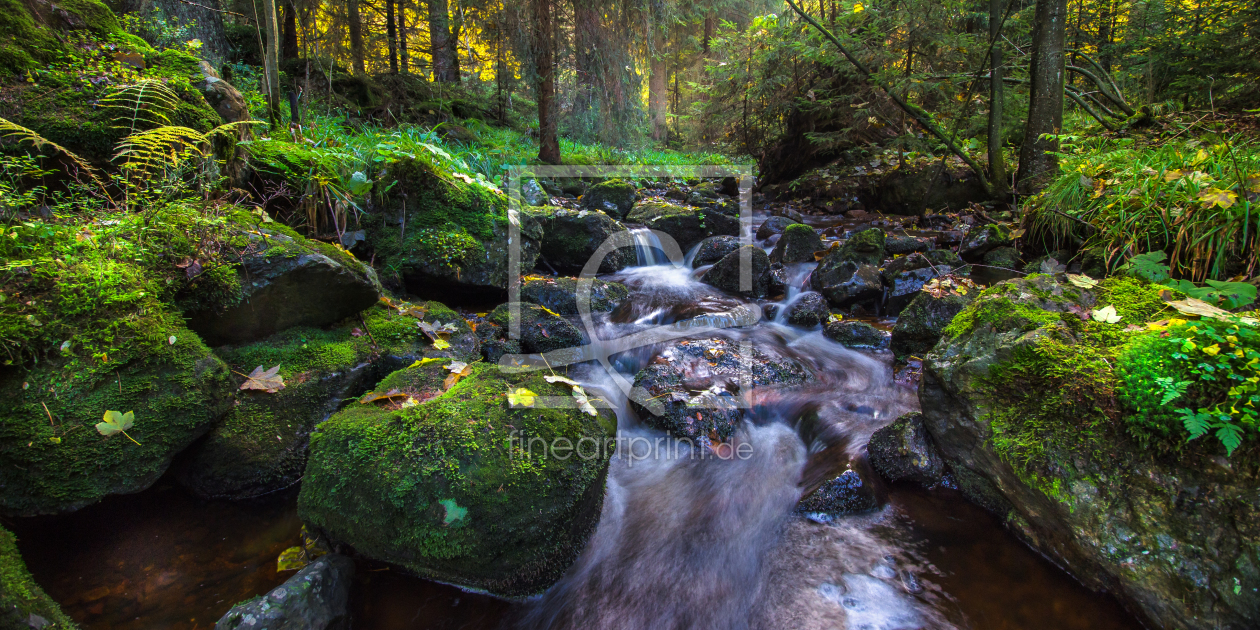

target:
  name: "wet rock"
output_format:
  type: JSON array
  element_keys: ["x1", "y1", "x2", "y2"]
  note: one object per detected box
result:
[
  {"x1": 761, "y1": 303, "x2": 780, "y2": 321},
  {"x1": 890, "y1": 291, "x2": 975, "y2": 359},
  {"x1": 920, "y1": 274, "x2": 1260, "y2": 630},
  {"x1": 477, "y1": 324, "x2": 521, "y2": 364},
  {"x1": 299, "y1": 362, "x2": 611, "y2": 596},
  {"x1": 631, "y1": 337, "x2": 810, "y2": 440},
  {"x1": 521, "y1": 179, "x2": 548, "y2": 206},
  {"x1": 181, "y1": 303, "x2": 475, "y2": 501},
  {"x1": 837, "y1": 228, "x2": 887, "y2": 266},
  {"x1": 215, "y1": 554, "x2": 354, "y2": 630},
  {"x1": 186, "y1": 215, "x2": 383, "y2": 346},
  {"x1": 561, "y1": 180, "x2": 587, "y2": 197},
  {"x1": 768, "y1": 262, "x2": 789, "y2": 296},
  {"x1": 701, "y1": 245, "x2": 772, "y2": 299},
  {"x1": 720, "y1": 176, "x2": 741, "y2": 196},
  {"x1": 866, "y1": 413, "x2": 945, "y2": 487},
  {"x1": 693, "y1": 235, "x2": 742, "y2": 267},
  {"x1": 770, "y1": 224, "x2": 824, "y2": 264},
  {"x1": 580, "y1": 179, "x2": 637, "y2": 220},
  {"x1": 880, "y1": 250, "x2": 967, "y2": 315},
  {"x1": 665, "y1": 186, "x2": 688, "y2": 201},
  {"x1": 625, "y1": 201, "x2": 739, "y2": 251},
  {"x1": 0, "y1": 526, "x2": 77, "y2": 628},
  {"x1": 810, "y1": 255, "x2": 882, "y2": 308},
  {"x1": 487, "y1": 303, "x2": 584, "y2": 355},
  {"x1": 520, "y1": 276, "x2": 628, "y2": 315},
  {"x1": 532, "y1": 207, "x2": 636, "y2": 274},
  {"x1": 756, "y1": 215, "x2": 800, "y2": 240},
  {"x1": 983, "y1": 246, "x2": 1021, "y2": 270},
  {"x1": 884, "y1": 235, "x2": 933, "y2": 255},
  {"x1": 796, "y1": 469, "x2": 879, "y2": 516},
  {"x1": 959, "y1": 223, "x2": 1012, "y2": 261},
  {"x1": 785, "y1": 292, "x2": 830, "y2": 327},
  {"x1": 823, "y1": 320, "x2": 887, "y2": 349}
]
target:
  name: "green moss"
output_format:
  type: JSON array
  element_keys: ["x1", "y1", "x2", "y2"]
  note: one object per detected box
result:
[
  {"x1": 943, "y1": 293, "x2": 1068, "y2": 339},
  {"x1": 298, "y1": 362, "x2": 611, "y2": 596},
  {"x1": 0, "y1": 527, "x2": 77, "y2": 629},
  {"x1": 0, "y1": 0, "x2": 122, "y2": 74}
]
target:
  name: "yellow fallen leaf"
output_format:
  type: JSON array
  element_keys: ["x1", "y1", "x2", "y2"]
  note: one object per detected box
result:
[
  {"x1": 507, "y1": 388, "x2": 537, "y2": 407},
  {"x1": 240, "y1": 365, "x2": 285, "y2": 393}
]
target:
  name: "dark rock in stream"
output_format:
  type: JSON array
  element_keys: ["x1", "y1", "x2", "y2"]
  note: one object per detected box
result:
[
  {"x1": 834, "y1": 227, "x2": 886, "y2": 266},
  {"x1": 958, "y1": 223, "x2": 1012, "y2": 261},
  {"x1": 866, "y1": 413, "x2": 946, "y2": 488},
  {"x1": 631, "y1": 337, "x2": 810, "y2": 441},
  {"x1": 215, "y1": 554, "x2": 354, "y2": 630},
  {"x1": 880, "y1": 249, "x2": 966, "y2": 315},
  {"x1": 770, "y1": 224, "x2": 824, "y2": 264},
  {"x1": 625, "y1": 201, "x2": 739, "y2": 251},
  {"x1": 810, "y1": 257, "x2": 882, "y2": 309},
  {"x1": 920, "y1": 274, "x2": 1260, "y2": 630},
  {"x1": 531, "y1": 207, "x2": 636, "y2": 274},
  {"x1": 796, "y1": 469, "x2": 879, "y2": 517},
  {"x1": 983, "y1": 246, "x2": 1021, "y2": 270},
  {"x1": 890, "y1": 290, "x2": 975, "y2": 359},
  {"x1": 823, "y1": 321, "x2": 887, "y2": 349},
  {"x1": 486, "y1": 303, "x2": 584, "y2": 355},
  {"x1": 520, "y1": 276, "x2": 628, "y2": 316},
  {"x1": 692, "y1": 235, "x2": 741, "y2": 267},
  {"x1": 756, "y1": 215, "x2": 800, "y2": 240},
  {"x1": 702, "y1": 246, "x2": 772, "y2": 299},
  {"x1": 884, "y1": 235, "x2": 933, "y2": 255},
  {"x1": 580, "y1": 179, "x2": 637, "y2": 220},
  {"x1": 785, "y1": 292, "x2": 830, "y2": 327},
  {"x1": 185, "y1": 215, "x2": 383, "y2": 346}
]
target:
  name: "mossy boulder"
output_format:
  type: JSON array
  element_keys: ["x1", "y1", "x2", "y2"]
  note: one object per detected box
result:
[
  {"x1": 0, "y1": 319, "x2": 231, "y2": 516},
  {"x1": 630, "y1": 337, "x2": 810, "y2": 441},
  {"x1": 580, "y1": 179, "x2": 637, "y2": 220},
  {"x1": 983, "y1": 246, "x2": 1021, "y2": 270},
  {"x1": 881, "y1": 249, "x2": 967, "y2": 315},
  {"x1": 180, "y1": 302, "x2": 475, "y2": 500},
  {"x1": 769, "y1": 223, "x2": 823, "y2": 264},
  {"x1": 866, "y1": 412, "x2": 945, "y2": 487},
  {"x1": 0, "y1": 526, "x2": 77, "y2": 629},
  {"x1": 884, "y1": 235, "x2": 933, "y2": 255},
  {"x1": 519, "y1": 276, "x2": 627, "y2": 316},
  {"x1": 692, "y1": 235, "x2": 741, "y2": 267},
  {"x1": 756, "y1": 216, "x2": 799, "y2": 240},
  {"x1": 297, "y1": 362, "x2": 613, "y2": 596},
  {"x1": 810, "y1": 256, "x2": 882, "y2": 309},
  {"x1": 530, "y1": 207, "x2": 635, "y2": 274},
  {"x1": 366, "y1": 157, "x2": 541, "y2": 299},
  {"x1": 823, "y1": 320, "x2": 887, "y2": 349},
  {"x1": 921, "y1": 274, "x2": 1260, "y2": 629},
  {"x1": 836, "y1": 228, "x2": 886, "y2": 266},
  {"x1": 0, "y1": 0, "x2": 129, "y2": 75},
  {"x1": 701, "y1": 245, "x2": 772, "y2": 299},
  {"x1": 624, "y1": 201, "x2": 739, "y2": 251},
  {"x1": 890, "y1": 290, "x2": 976, "y2": 359},
  {"x1": 183, "y1": 215, "x2": 382, "y2": 346},
  {"x1": 959, "y1": 223, "x2": 1012, "y2": 261},
  {"x1": 487, "y1": 303, "x2": 584, "y2": 355},
  {"x1": 785, "y1": 292, "x2": 830, "y2": 327}
]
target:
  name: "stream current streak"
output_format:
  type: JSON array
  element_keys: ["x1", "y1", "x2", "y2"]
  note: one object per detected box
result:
[{"x1": 513, "y1": 228, "x2": 949, "y2": 630}]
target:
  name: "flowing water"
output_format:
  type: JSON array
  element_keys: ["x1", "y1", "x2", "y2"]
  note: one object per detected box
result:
[{"x1": 6, "y1": 214, "x2": 1143, "y2": 629}]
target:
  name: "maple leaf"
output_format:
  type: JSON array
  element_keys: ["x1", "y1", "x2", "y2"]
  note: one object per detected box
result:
[
  {"x1": 1197, "y1": 188, "x2": 1237, "y2": 209},
  {"x1": 507, "y1": 388, "x2": 538, "y2": 407},
  {"x1": 443, "y1": 361, "x2": 473, "y2": 388},
  {"x1": 432, "y1": 338, "x2": 452, "y2": 350},
  {"x1": 1067, "y1": 273, "x2": 1099, "y2": 288},
  {"x1": 1040, "y1": 257, "x2": 1067, "y2": 274},
  {"x1": 240, "y1": 365, "x2": 285, "y2": 393},
  {"x1": 571, "y1": 386, "x2": 599, "y2": 416},
  {"x1": 360, "y1": 388, "x2": 406, "y2": 404},
  {"x1": 1091, "y1": 305, "x2": 1123, "y2": 324},
  {"x1": 97, "y1": 410, "x2": 141, "y2": 445}
]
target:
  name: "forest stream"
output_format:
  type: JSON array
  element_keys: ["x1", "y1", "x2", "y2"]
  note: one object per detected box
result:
[{"x1": 6, "y1": 213, "x2": 1144, "y2": 630}]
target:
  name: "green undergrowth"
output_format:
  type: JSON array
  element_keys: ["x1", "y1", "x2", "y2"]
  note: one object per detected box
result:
[
  {"x1": 0, "y1": 526, "x2": 77, "y2": 629},
  {"x1": 298, "y1": 361, "x2": 612, "y2": 596}
]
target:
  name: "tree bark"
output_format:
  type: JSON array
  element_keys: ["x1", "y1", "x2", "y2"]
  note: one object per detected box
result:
[
  {"x1": 348, "y1": 0, "x2": 366, "y2": 77},
  {"x1": 399, "y1": 0, "x2": 409, "y2": 73},
  {"x1": 988, "y1": 0, "x2": 1007, "y2": 195},
  {"x1": 1016, "y1": 0, "x2": 1067, "y2": 193},
  {"x1": 281, "y1": 0, "x2": 298, "y2": 60},
  {"x1": 430, "y1": 0, "x2": 460, "y2": 82},
  {"x1": 386, "y1": 0, "x2": 398, "y2": 73},
  {"x1": 573, "y1": 0, "x2": 599, "y2": 120},
  {"x1": 649, "y1": 30, "x2": 668, "y2": 142},
  {"x1": 260, "y1": 0, "x2": 282, "y2": 129},
  {"x1": 534, "y1": 0, "x2": 560, "y2": 163}
]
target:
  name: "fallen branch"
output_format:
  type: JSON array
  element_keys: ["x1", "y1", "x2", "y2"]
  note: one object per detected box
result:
[
  {"x1": 1067, "y1": 65, "x2": 1134, "y2": 116},
  {"x1": 1065, "y1": 87, "x2": 1117, "y2": 131}
]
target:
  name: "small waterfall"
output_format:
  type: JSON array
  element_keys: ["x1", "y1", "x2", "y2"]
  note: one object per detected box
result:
[{"x1": 630, "y1": 227, "x2": 668, "y2": 266}]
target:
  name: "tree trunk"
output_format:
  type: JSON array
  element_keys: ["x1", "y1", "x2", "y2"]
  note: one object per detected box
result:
[
  {"x1": 348, "y1": 0, "x2": 365, "y2": 77},
  {"x1": 281, "y1": 0, "x2": 298, "y2": 60},
  {"x1": 430, "y1": 0, "x2": 460, "y2": 82},
  {"x1": 260, "y1": 0, "x2": 282, "y2": 129},
  {"x1": 702, "y1": 15, "x2": 713, "y2": 56},
  {"x1": 573, "y1": 0, "x2": 599, "y2": 121},
  {"x1": 649, "y1": 30, "x2": 668, "y2": 142},
  {"x1": 988, "y1": 0, "x2": 1007, "y2": 195},
  {"x1": 386, "y1": 0, "x2": 398, "y2": 73},
  {"x1": 533, "y1": 0, "x2": 560, "y2": 163},
  {"x1": 1016, "y1": 0, "x2": 1067, "y2": 193},
  {"x1": 399, "y1": 0, "x2": 409, "y2": 73},
  {"x1": 1097, "y1": 0, "x2": 1113, "y2": 72}
]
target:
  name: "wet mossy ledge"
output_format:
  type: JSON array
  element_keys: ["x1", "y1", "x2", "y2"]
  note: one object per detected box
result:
[
  {"x1": 0, "y1": 526, "x2": 77, "y2": 629},
  {"x1": 920, "y1": 273, "x2": 1260, "y2": 629},
  {"x1": 297, "y1": 361, "x2": 613, "y2": 597}
]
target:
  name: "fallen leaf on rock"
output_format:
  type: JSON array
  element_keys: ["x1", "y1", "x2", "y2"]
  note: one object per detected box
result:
[
  {"x1": 507, "y1": 388, "x2": 537, "y2": 407},
  {"x1": 1067, "y1": 273, "x2": 1099, "y2": 288},
  {"x1": 572, "y1": 386, "x2": 598, "y2": 416},
  {"x1": 1091, "y1": 305, "x2": 1123, "y2": 323},
  {"x1": 1165, "y1": 297, "x2": 1259, "y2": 325},
  {"x1": 544, "y1": 375, "x2": 580, "y2": 387},
  {"x1": 1040, "y1": 258, "x2": 1067, "y2": 274},
  {"x1": 240, "y1": 365, "x2": 285, "y2": 393},
  {"x1": 444, "y1": 361, "x2": 473, "y2": 388},
  {"x1": 97, "y1": 410, "x2": 141, "y2": 445},
  {"x1": 360, "y1": 388, "x2": 406, "y2": 404}
]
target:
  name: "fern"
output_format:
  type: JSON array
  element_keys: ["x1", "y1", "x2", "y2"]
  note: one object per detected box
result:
[
  {"x1": 100, "y1": 80, "x2": 182, "y2": 134},
  {"x1": 0, "y1": 117, "x2": 106, "y2": 191},
  {"x1": 113, "y1": 121, "x2": 256, "y2": 178}
]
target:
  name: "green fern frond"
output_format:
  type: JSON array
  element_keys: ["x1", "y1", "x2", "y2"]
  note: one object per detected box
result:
[
  {"x1": 0, "y1": 117, "x2": 106, "y2": 191},
  {"x1": 114, "y1": 121, "x2": 261, "y2": 178},
  {"x1": 101, "y1": 80, "x2": 182, "y2": 134}
]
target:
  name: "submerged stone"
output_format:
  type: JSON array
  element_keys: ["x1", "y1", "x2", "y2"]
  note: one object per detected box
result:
[
  {"x1": 215, "y1": 554, "x2": 354, "y2": 630},
  {"x1": 866, "y1": 413, "x2": 946, "y2": 487},
  {"x1": 298, "y1": 362, "x2": 612, "y2": 596}
]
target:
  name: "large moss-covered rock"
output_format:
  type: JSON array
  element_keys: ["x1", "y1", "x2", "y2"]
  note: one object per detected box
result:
[
  {"x1": 631, "y1": 337, "x2": 810, "y2": 441},
  {"x1": 1, "y1": 0, "x2": 133, "y2": 75},
  {"x1": 0, "y1": 526, "x2": 77, "y2": 629},
  {"x1": 366, "y1": 157, "x2": 541, "y2": 299},
  {"x1": 835, "y1": 228, "x2": 886, "y2": 266},
  {"x1": 890, "y1": 290, "x2": 976, "y2": 358},
  {"x1": 701, "y1": 245, "x2": 772, "y2": 299},
  {"x1": 769, "y1": 223, "x2": 823, "y2": 264},
  {"x1": 0, "y1": 318, "x2": 231, "y2": 516},
  {"x1": 298, "y1": 362, "x2": 612, "y2": 596},
  {"x1": 580, "y1": 179, "x2": 637, "y2": 220},
  {"x1": 185, "y1": 214, "x2": 383, "y2": 345},
  {"x1": 625, "y1": 201, "x2": 739, "y2": 251},
  {"x1": 487, "y1": 303, "x2": 584, "y2": 355},
  {"x1": 530, "y1": 207, "x2": 635, "y2": 274},
  {"x1": 921, "y1": 274, "x2": 1260, "y2": 630},
  {"x1": 519, "y1": 276, "x2": 627, "y2": 316},
  {"x1": 180, "y1": 302, "x2": 475, "y2": 500}
]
